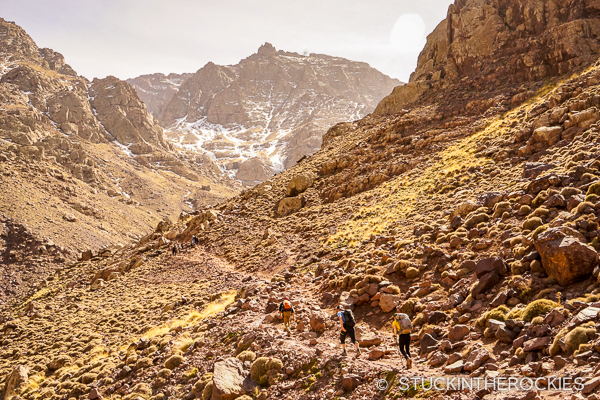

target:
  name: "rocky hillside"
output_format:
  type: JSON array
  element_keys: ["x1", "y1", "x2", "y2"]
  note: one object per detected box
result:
[
  {"x1": 129, "y1": 43, "x2": 400, "y2": 184},
  {"x1": 7, "y1": 1, "x2": 600, "y2": 400},
  {"x1": 126, "y1": 73, "x2": 193, "y2": 119},
  {"x1": 0, "y1": 18, "x2": 240, "y2": 308}
]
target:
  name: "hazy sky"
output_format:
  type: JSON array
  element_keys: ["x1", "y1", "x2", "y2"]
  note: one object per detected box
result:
[{"x1": 1, "y1": 0, "x2": 453, "y2": 82}]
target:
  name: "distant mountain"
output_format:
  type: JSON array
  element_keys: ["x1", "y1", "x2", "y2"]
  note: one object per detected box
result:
[
  {"x1": 129, "y1": 43, "x2": 401, "y2": 184},
  {"x1": 127, "y1": 72, "x2": 193, "y2": 118}
]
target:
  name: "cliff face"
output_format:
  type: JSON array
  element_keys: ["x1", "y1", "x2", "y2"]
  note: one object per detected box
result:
[
  {"x1": 126, "y1": 72, "x2": 192, "y2": 118},
  {"x1": 130, "y1": 43, "x2": 401, "y2": 184},
  {"x1": 376, "y1": 0, "x2": 600, "y2": 115}
]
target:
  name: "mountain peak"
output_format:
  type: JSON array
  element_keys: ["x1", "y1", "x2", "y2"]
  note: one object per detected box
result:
[{"x1": 257, "y1": 42, "x2": 277, "y2": 55}]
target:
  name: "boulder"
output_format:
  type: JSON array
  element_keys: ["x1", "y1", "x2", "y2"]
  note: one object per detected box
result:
[
  {"x1": 420, "y1": 333, "x2": 438, "y2": 354},
  {"x1": 1, "y1": 365, "x2": 28, "y2": 399},
  {"x1": 532, "y1": 126, "x2": 563, "y2": 147},
  {"x1": 523, "y1": 337, "x2": 552, "y2": 352},
  {"x1": 358, "y1": 336, "x2": 382, "y2": 347},
  {"x1": 286, "y1": 173, "x2": 314, "y2": 196},
  {"x1": 534, "y1": 227, "x2": 598, "y2": 285},
  {"x1": 444, "y1": 360, "x2": 464, "y2": 373},
  {"x1": 496, "y1": 326, "x2": 518, "y2": 343},
  {"x1": 471, "y1": 271, "x2": 500, "y2": 296},
  {"x1": 341, "y1": 374, "x2": 361, "y2": 392},
  {"x1": 379, "y1": 294, "x2": 399, "y2": 313},
  {"x1": 475, "y1": 257, "x2": 507, "y2": 278},
  {"x1": 309, "y1": 312, "x2": 327, "y2": 334},
  {"x1": 448, "y1": 325, "x2": 469, "y2": 343},
  {"x1": 368, "y1": 348, "x2": 385, "y2": 360},
  {"x1": 463, "y1": 347, "x2": 490, "y2": 371},
  {"x1": 428, "y1": 311, "x2": 447, "y2": 324},
  {"x1": 211, "y1": 357, "x2": 248, "y2": 400}
]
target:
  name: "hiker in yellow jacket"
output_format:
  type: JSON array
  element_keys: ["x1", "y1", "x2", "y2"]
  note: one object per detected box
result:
[
  {"x1": 279, "y1": 297, "x2": 295, "y2": 335},
  {"x1": 392, "y1": 312, "x2": 413, "y2": 369}
]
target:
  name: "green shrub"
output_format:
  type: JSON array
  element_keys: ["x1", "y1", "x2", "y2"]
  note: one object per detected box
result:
[
  {"x1": 250, "y1": 357, "x2": 283, "y2": 386},
  {"x1": 587, "y1": 181, "x2": 600, "y2": 196},
  {"x1": 485, "y1": 305, "x2": 510, "y2": 322},
  {"x1": 531, "y1": 316, "x2": 544, "y2": 325},
  {"x1": 237, "y1": 350, "x2": 256, "y2": 362},
  {"x1": 522, "y1": 299, "x2": 557, "y2": 322},
  {"x1": 406, "y1": 267, "x2": 419, "y2": 279},
  {"x1": 523, "y1": 217, "x2": 543, "y2": 231},
  {"x1": 565, "y1": 324, "x2": 596, "y2": 354},
  {"x1": 398, "y1": 298, "x2": 416, "y2": 315},
  {"x1": 507, "y1": 307, "x2": 523, "y2": 320},
  {"x1": 386, "y1": 285, "x2": 401, "y2": 295}
]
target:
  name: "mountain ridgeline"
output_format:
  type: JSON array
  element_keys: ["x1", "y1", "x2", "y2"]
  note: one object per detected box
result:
[{"x1": 128, "y1": 43, "x2": 400, "y2": 184}]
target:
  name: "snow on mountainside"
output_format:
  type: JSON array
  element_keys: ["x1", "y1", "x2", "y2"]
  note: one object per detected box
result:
[
  {"x1": 127, "y1": 72, "x2": 193, "y2": 119},
  {"x1": 129, "y1": 43, "x2": 401, "y2": 184}
]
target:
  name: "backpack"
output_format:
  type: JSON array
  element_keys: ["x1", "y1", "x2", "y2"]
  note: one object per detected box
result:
[
  {"x1": 397, "y1": 313, "x2": 412, "y2": 334},
  {"x1": 343, "y1": 310, "x2": 355, "y2": 328},
  {"x1": 282, "y1": 300, "x2": 292, "y2": 311}
]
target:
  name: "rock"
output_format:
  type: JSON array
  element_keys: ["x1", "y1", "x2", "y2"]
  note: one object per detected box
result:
[
  {"x1": 471, "y1": 271, "x2": 500, "y2": 297},
  {"x1": 444, "y1": 360, "x2": 464, "y2": 373},
  {"x1": 358, "y1": 336, "x2": 382, "y2": 347},
  {"x1": 534, "y1": 226, "x2": 598, "y2": 285},
  {"x1": 341, "y1": 374, "x2": 361, "y2": 392},
  {"x1": 523, "y1": 336, "x2": 552, "y2": 352},
  {"x1": 544, "y1": 309, "x2": 566, "y2": 327},
  {"x1": 379, "y1": 293, "x2": 399, "y2": 313},
  {"x1": 420, "y1": 334, "x2": 438, "y2": 354},
  {"x1": 523, "y1": 162, "x2": 556, "y2": 179},
  {"x1": 81, "y1": 250, "x2": 93, "y2": 261},
  {"x1": 582, "y1": 376, "x2": 600, "y2": 394},
  {"x1": 490, "y1": 291, "x2": 508, "y2": 307},
  {"x1": 475, "y1": 257, "x2": 507, "y2": 278},
  {"x1": 276, "y1": 196, "x2": 303, "y2": 217},
  {"x1": 1, "y1": 365, "x2": 28, "y2": 399},
  {"x1": 211, "y1": 357, "x2": 248, "y2": 400},
  {"x1": 533, "y1": 126, "x2": 563, "y2": 146},
  {"x1": 309, "y1": 312, "x2": 326, "y2": 334},
  {"x1": 496, "y1": 326, "x2": 518, "y2": 343},
  {"x1": 368, "y1": 348, "x2": 385, "y2": 360},
  {"x1": 449, "y1": 325, "x2": 470, "y2": 343},
  {"x1": 286, "y1": 174, "x2": 314, "y2": 196},
  {"x1": 428, "y1": 311, "x2": 447, "y2": 324},
  {"x1": 463, "y1": 347, "x2": 490, "y2": 372},
  {"x1": 451, "y1": 201, "x2": 478, "y2": 218}
]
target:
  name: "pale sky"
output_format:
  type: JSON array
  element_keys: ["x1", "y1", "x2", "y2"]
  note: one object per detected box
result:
[{"x1": 1, "y1": 0, "x2": 453, "y2": 82}]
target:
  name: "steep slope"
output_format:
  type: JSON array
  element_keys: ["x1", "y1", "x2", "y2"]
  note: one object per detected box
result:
[
  {"x1": 7, "y1": 2, "x2": 600, "y2": 400},
  {"x1": 131, "y1": 43, "x2": 400, "y2": 184},
  {"x1": 0, "y1": 18, "x2": 240, "y2": 308},
  {"x1": 126, "y1": 73, "x2": 193, "y2": 119}
]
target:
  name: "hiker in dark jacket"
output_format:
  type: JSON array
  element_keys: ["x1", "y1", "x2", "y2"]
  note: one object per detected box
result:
[
  {"x1": 172, "y1": 244, "x2": 178, "y2": 256},
  {"x1": 337, "y1": 305, "x2": 361, "y2": 356},
  {"x1": 279, "y1": 297, "x2": 295, "y2": 335}
]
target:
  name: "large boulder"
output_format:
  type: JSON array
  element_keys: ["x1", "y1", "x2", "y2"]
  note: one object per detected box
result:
[
  {"x1": 211, "y1": 357, "x2": 248, "y2": 400},
  {"x1": 471, "y1": 271, "x2": 500, "y2": 296},
  {"x1": 463, "y1": 346, "x2": 490, "y2": 372},
  {"x1": 448, "y1": 325, "x2": 469, "y2": 343},
  {"x1": 475, "y1": 257, "x2": 507, "y2": 278},
  {"x1": 534, "y1": 227, "x2": 598, "y2": 285},
  {"x1": 286, "y1": 173, "x2": 314, "y2": 196},
  {"x1": 379, "y1": 294, "x2": 399, "y2": 313}
]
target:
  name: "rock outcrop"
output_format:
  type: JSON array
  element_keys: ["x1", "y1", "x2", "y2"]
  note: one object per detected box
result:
[
  {"x1": 534, "y1": 226, "x2": 598, "y2": 285},
  {"x1": 376, "y1": 0, "x2": 600, "y2": 115}
]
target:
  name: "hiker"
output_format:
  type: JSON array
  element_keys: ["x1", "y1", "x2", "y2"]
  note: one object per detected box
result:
[
  {"x1": 337, "y1": 305, "x2": 361, "y2": 356},
  {"x1": 192, "y1": 235, "x2": 198, "y2": 245},
  {"x1": 172, "y1": 244, "x2": 178, "y2": 256},
  {"x1": 392, "y1": 312, "x2": 413, "y2": 368},
  {"x1": 279, "y1": 297, "x2": 295, "y2": 335}
]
